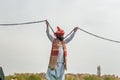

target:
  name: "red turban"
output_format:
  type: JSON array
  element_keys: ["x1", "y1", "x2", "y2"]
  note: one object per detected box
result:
[{"x1": 55, "y1": 26, "x2": 65, "y2": 36}]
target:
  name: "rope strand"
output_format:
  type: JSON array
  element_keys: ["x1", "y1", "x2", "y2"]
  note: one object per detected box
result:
[
  {"x1": 0, "y1": 20, "x2": 120, "y2": 43},
  {"x1": 78, "y1": 28, "x2": 120, "y2": 43},
  {"x1": 47, "y1": 21, "x2": 55, "y2": 33},
  {"x1": 0, "y1": 20, "x2": 46, "y2": 26},
  {"x1": 64, "y1": 29, "x2": 74, "y2": 39},
  {"x1": 64, "y1": 27, "x2": 120, "y2": 43}
]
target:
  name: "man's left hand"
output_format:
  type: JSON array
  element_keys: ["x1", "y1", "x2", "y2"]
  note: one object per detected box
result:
[{"x1": 74, "y1": 27, "x2": 78, "y2": 32}]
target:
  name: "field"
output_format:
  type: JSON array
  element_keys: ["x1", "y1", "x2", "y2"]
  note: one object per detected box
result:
[{"x1": 5, "y1": 72, "x2": 120, "y2": 80}]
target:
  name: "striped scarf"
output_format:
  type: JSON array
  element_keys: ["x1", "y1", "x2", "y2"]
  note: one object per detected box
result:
[{"x1": 48, "y1": 38, "x2": 67, "y2": 70}]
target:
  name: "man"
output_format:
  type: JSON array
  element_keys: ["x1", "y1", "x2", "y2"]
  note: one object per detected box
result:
[
  {"x1": 45, "y1": 20, "x2": 78, "y2": 80},
  {"x1": 0, "y1": 67, "x2": 4, "y2": 80}
]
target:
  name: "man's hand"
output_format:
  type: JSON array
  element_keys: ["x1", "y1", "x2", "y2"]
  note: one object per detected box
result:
[
  {"x1": 64, "y1": 63, "x2": 67, "y2": 71},
  {"x1": 45, "y1": 20, "x2": 49, "y2": 28},
  {"x1": 74, "y1": 27, "x2": 78, "y2": 32}
]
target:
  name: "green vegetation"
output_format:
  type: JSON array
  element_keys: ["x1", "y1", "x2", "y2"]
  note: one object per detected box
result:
[
  {"x1": 84, "y1": 75, "x2": 101, "y2": 80},
  {"x1": 5, "y1": 73, "x2": 42, "y2": 80},
  {"x1": 5, "y1": 73, "x2": 120, "y2": 80},
  {"x1": 103, "y1": 76, "x2": 118, "y2": 80}
]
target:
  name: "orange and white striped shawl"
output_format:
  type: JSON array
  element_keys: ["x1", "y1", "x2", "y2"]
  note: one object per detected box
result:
[{"x1": 48, "y1": 38, "x2": 67, "y2": 70}]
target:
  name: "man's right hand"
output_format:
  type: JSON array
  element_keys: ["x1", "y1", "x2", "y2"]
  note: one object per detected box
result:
[{"x1": 45, "y1": 20, "x2": 49, "y2": 28}]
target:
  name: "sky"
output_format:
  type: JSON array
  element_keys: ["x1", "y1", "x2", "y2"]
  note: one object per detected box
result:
[{"x1": 0, "y1": 0, "x2": 120, "y2": 76}]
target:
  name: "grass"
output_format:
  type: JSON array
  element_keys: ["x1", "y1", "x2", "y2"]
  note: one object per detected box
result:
[{"x1": 5, "y1": 73, "x2": 120, "y2": 80}]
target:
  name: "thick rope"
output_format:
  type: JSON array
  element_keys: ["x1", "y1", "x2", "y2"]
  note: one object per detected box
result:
[
  {"x1": 47, "y1": 21, "x2": 55, "y2": 33},
  {"x1": 64, "y1": 29, "x2": 74, "y2": 39},
  {"x1": 0, "y1": 20, "x2": 46, "y2": 26},
  {"x1": 0, "y1": 20, "x2": 120, "y2": 43},
  {"x1": 78, "y1": 28, "x2": 120, "y2": 43},
  {"x1": 64, "y1": 27, "x2": 120, "y2": 43}
]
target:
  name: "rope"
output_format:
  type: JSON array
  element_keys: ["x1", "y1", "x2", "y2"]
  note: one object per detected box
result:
[
  {"x1": 65, "y1": 27, "x2": 120, "y2": 43},
  {"x1": 78, "y1": 28, "x2": 120, "y2": 43},
  {"x1": 0, "y1": 20, "x2": 120, "y2": 43},
  {"x1": 0, "y1": 20, "x2": 46, "y2": 26},
  {"x1": 47, "y1": 21, "x2": 55, "y2": 33},
  {"x1": 64, "y1": 29, "x2": 74, "y2": 39}
]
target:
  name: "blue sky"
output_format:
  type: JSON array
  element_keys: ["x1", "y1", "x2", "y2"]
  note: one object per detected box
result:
[{"x1": 0, "y1": 0, "x2": 120, "y2": 76}]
